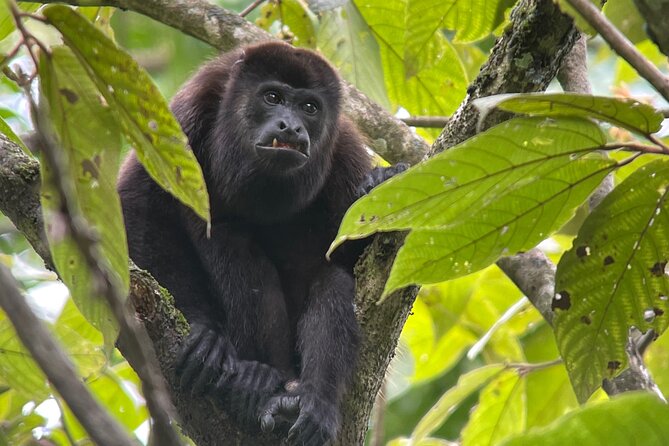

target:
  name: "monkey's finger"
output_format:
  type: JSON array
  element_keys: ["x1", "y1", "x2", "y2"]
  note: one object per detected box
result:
[
  {"x1": 192, "y1": 338, "x2": 227, "y2": 395},
  {"x1": 260, "y1": 411, "x2": 275, "y2": 433},
  {"x1": 174, "y1": 323, "x2": 207, "y2": 374},
  {"x1": 287, "y1": 414, "x2": 318, "y2": 445},
  {"x1": 260, "y1": 397, "x2": 281, "y2": 432},
  {"x1": 179, "y1": 330, "x2": 216, "y2": 389}
]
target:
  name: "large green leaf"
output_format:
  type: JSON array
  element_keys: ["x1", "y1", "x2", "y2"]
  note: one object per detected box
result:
[
  {"x1": 331, "y1": 117, "x2": 614, "y2": 296},
  {"x1": 355, "y1": 0, "x2": 467, "y2": 116},
  {"x1": 42, "y1": 5, "x2": 210, "y2": 223},
  {"x1": 411, "y1": 364, "x2": 505, "y2": 443},
  {"x1": 317, "y1": 2, "x2": 390, "y2": 109},
  {"x1": 554, "y1": 159, "x2": 669, "y2": 403},
  {"x1": 479, "y1": 93, "x2": 663, "y2": 136},
  {"x1": 407, "y1": 0, "x2": 517, "y2": 45},
  {"x1": 501, "y1": 393, "x2": 669, "y2": 446},
  {"x1": 39, "y1": 46, "x2": 126, "y2": 343},
  {"x1": 461, "y1": 370, "x2": 526, "y2": 446}
]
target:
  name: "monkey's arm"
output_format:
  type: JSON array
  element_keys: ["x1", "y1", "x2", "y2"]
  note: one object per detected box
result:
[{"x1": 178, "y1": 218, "x2": 291, "y2": 430}]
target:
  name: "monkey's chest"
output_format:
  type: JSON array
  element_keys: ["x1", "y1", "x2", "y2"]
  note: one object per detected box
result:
[{"x1": 251, "y1": 213, "x2": 336, "y2": 307}]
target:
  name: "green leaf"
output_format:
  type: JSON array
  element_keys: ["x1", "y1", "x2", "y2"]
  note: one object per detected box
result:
[
  {"x1": 0, "y1": 115, "x2": 29, "y2": 155},
  {"x1": 0, "y1": 2, "x2": 40, "y2": 42},
  {"x1": 0, "y1": 308, "x2": 105, "y2": 400},
  {"x1": 500, "y1": 393, "x2": 669, "y2": 446},
  {"x1": 481, "y1": 93, "x2": 663, "y2": 136},
  {"x1": 331, "y1": 117, "x2": 614, "y2": 296},
  {"x1": 317, "y1": 2, "x2": 390, "y2": 109},
  {"x1": 39, "y1": 46, "x2": 126, "y2": 343},
  {"x1": 61, "y1": 370, "x2": 147, "y2": 441},
  {"x1": 42, "y1": 5, "x2": 210, "y2": 223},
  {"x1": 0, "y1": 318, "x2": 48, "y2": 399},
  {"x1": 256, "y1": 0, "x2": 317, "y2": 48},
  {"x1": 461, "y1": 370, "x2": 526, "y2": 446},
  {"x1": 407, "y1": 0, "x2": 517, "y2": 45},
  {"x1": 554, "y1": 159, "x2": 669, "y2": 403},
  {"x1": 411, "y1": 364, "x2": 505, "y2": 443},
  {"x1": 603, "y1": 0, "x2": 646, "y2": 43},
  {"x1": 355, "y1": 0, "x2": 467, "y2": 116}
]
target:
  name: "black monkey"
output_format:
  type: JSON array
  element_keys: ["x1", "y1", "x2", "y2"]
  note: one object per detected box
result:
[{"x1": 118, "y1": 42, "x2": 405, "y2": 445}]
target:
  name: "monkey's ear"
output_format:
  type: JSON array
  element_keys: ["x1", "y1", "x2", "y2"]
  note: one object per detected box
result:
[{"x1": 170, "y1": 59, "x2": 231, "y2": 150}]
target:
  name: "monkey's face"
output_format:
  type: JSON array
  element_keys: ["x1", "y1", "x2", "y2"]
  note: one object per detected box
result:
[{"x1": 247, "y1": 80, "x2": 329, "y2": 173}]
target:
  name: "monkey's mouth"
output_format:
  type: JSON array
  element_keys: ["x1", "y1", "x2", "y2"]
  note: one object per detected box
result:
[{"x1": 256, "y1": 138, "x2": 309, "y2": 159}]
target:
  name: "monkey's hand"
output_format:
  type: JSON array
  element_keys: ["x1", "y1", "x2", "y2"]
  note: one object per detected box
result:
[
  {"x1": 357, "y1": 163, "x2": 410, "y2": 196},
  {"x1": 175, "y1": 322, "x2": 237, "y2": 395},
  {"x1": 260, "y1": 387, "x2": 338, "y2": 446},
  {"x1": 215, "y1": 360, "x2": 285, "y2": 432}
]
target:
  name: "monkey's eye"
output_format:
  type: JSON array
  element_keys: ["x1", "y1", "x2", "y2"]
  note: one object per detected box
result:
[
  {"x1": 264, "y1": 91, "x2": 282, "y2": 105},
  {"x1": 302, "y1": 102, "x2": 318, "y2": 115}
]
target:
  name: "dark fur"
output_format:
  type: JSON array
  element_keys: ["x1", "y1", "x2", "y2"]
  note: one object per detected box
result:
[{"x1": 118, "y1": 42, "x2": 403, "y2": 445}]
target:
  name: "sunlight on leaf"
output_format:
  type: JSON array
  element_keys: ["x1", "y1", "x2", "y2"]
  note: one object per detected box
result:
[
  {"x1": 317, "y1": 2, "x2": 390, "y2": 109},
  {"x1": 461, "y1": 370, "x2": 526, "y2": 446},
  {"x1": 412, "y1": 364, "x2": 505, "y2": 443},
  {"x1": 355, "y1": 0, "x2": 467, "y2": 116}
]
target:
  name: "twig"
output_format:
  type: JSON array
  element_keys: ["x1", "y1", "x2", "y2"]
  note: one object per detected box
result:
[
  {"x1": 240, "y1": 0, "x2": 265, "y2": 17},
  {"x1": 566, "y1": 0, "x2": 669, "y2": 102},
  {"x1": 0, "y1": 264, "x2": 135, "y2": 446},
  {"x1": 401, "y1": 116, "x2": 449, "y2": 128},
  {"x1": 507, "y1": 358, "x2": 563, "y2": 376}
]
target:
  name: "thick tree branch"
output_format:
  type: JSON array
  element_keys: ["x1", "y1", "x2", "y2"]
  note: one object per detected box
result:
[
  {"x1": 0, "y1": 263, "x2": 135, "y2": 446},
  {"x1": 566, "y1": 0, "x2": 669, "y2": 102}
]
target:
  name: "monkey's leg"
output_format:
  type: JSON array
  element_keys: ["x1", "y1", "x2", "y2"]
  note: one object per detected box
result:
[{"x1": 262, "y1": 264, "x2": 359, "y2": 446}]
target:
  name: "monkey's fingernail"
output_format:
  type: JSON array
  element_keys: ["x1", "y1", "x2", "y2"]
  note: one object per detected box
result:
[{"x1": 272, "y1": 138, "x2": 278, "y2": 148}]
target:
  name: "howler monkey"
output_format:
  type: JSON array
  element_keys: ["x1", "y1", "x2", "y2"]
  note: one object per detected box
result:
[{"x1": 118, "y1": 42, "x2": 404, "y2": 446}]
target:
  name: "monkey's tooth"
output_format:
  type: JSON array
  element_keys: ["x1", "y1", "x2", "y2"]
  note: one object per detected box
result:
[{"x1": 272, "y1": 138, "x2": 279, "y2": 148}]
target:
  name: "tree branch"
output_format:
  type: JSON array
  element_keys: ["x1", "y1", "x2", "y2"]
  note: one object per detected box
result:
[
  {"x1": 0, "y1": 263, "x2": 135, "y2": 446},
  {"x1": 566, "y1": 0, "x2": 669, "y2": 102}
]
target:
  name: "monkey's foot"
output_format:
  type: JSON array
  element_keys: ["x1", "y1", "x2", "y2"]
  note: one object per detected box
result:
[
  {"x1": 261, "y1": 390, "x2": 338, "y2": 446},
  {"x1": 216, "y1": 360, "x2": 285, "y2": 431}
]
